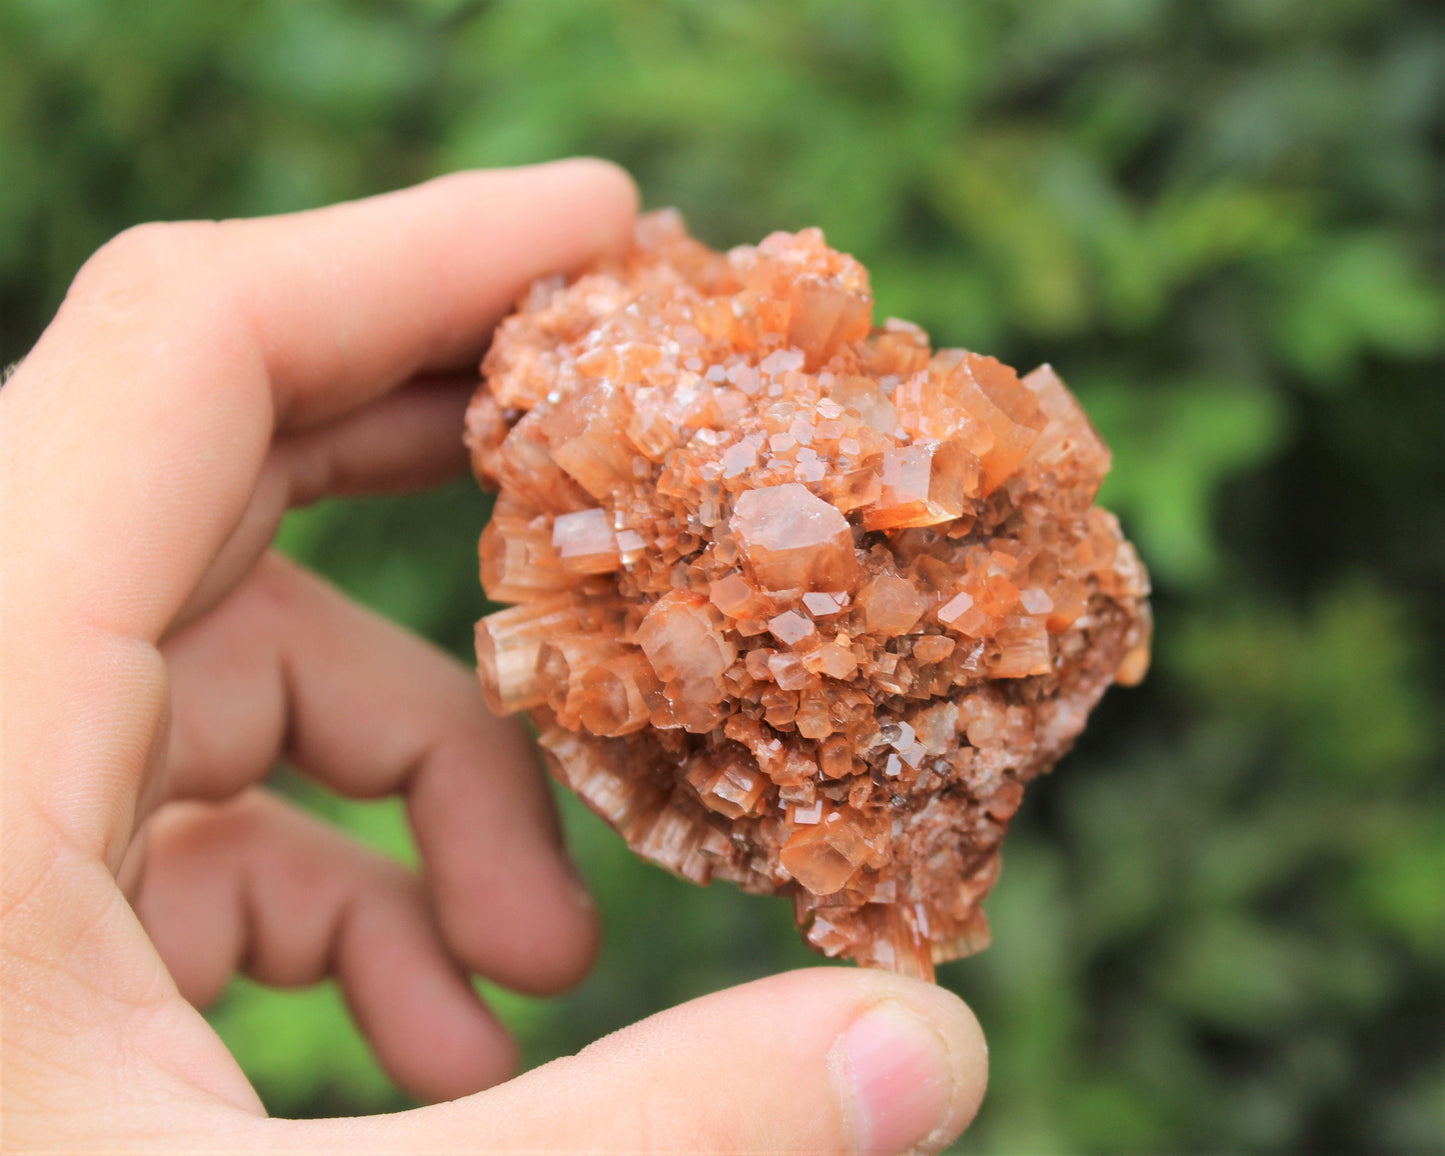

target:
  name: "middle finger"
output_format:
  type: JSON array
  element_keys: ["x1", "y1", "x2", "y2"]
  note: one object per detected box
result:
[
  {"x1": 172, "y1": 374, "x2": 477, "y2": 631},
  {"x1": 159, "y1": 551, "x2": 598, "y2": 996}
]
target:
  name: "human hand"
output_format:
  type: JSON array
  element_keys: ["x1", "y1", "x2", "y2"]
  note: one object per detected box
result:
[{"x1": 1, "y1": 160, "x2": 987, "y2": 1154}]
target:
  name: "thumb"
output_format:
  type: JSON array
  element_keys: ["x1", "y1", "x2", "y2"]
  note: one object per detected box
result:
[{"x1": 283, "y1": 967, "x2": 987, "y2": 1155}]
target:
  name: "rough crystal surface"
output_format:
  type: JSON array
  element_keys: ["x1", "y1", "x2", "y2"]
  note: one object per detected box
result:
[{"x1": 468, "y1": 211, "x2": 1151, "y2": 981}]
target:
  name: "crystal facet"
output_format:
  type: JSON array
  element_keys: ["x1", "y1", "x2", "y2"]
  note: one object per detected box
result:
[{"x1": 468, "y1": 211, "x2": 1151, "y2": 981}]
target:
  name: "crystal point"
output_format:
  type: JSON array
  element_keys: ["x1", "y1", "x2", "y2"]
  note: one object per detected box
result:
[{"x1": 731, "y1": 483, "x2": 859, "y2": 592}]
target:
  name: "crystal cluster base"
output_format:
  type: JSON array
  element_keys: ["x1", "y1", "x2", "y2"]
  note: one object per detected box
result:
[{"x1": 468, "y1": 211, "x2": 1150, "y2": 981}]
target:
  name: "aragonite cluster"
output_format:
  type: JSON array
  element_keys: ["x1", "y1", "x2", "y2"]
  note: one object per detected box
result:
[{"x1": 467, "y1": 211, "x2": 1150, "y2": 981}]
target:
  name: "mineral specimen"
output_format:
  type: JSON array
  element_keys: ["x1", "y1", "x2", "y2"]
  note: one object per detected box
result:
[{"x1": 467, "y1": 211, "x2": 1151, "y2": 981}]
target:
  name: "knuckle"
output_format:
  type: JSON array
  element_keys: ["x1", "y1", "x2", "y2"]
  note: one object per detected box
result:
[
  {"x1": 243, "y1": 552, "x2": 316, "y2": 618},
  {"x1": 67, "y1": 220, "x2": 225, "y2": 320}
]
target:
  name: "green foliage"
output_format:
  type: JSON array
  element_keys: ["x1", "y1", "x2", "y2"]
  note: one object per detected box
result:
[{"x1": 3, "y1": 0, "x2": 1440, "y2": 1151}]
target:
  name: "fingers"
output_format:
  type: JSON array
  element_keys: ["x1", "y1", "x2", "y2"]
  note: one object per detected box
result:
[
  {"x1": 225, "y1": 160, "x2": 639, "y2": 425},
  {"x1": 281, "y1": 968, "x2": 989, "y2": 1155},
  {"x1": 134, "y1": 790, "x2": 517, "y2": 1103},
  {"x1": 276, "y1": 376, "x2": 474, "y2": 503},
  {"x1": 12, "y1": 158, "x2": 636, "y2": 645},
  {"x1": 162, "y1": 553, "x2": 596, "y2": 994},
  {"x1": 4, "y1": 159, "x2": 636, "y2": 862},
  {"x1": 173, "y1": 375, "x2": 476, "y2": 628}
]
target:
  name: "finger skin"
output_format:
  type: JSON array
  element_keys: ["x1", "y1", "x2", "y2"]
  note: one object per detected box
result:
[
  {"x1": 1, "y1": 161, "x2": 649, "y2": 1152},
  {"x1": 6, "y1": 967, "x2": 986, "y2": 1156},
  {"x1": 174, "y1": 375, "x2": 477, "y2": 629},
  {"x1": 278, "y1": 968, "x2": 989, "y2": 1155},
  {"x1": 162, "y1": 553, "x2": 597, "y2": 994},
  {"x1": 135, "y1": 792, "x2": 517, "y2": 1104},
  {"x1": 277, "y1": 377, "x2": 475, "y2": 503},
  {"x1": 2, "y1": 160, "x2": 637, "y2": 864}
]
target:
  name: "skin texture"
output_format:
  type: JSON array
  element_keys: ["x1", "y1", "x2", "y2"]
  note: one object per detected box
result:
[{"x1": 0, "y1": 161, "x2": 987, "y2": 1154}]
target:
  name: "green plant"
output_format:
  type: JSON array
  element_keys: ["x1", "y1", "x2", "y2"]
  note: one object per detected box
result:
[{"x1": 3, "y1": 1, "x2": 1439, "y2": 1149}]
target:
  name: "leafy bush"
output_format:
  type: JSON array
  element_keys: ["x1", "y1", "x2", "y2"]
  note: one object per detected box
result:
[{"x1": 3, "y1": 1, "x2": 1440, "y2": 1150}]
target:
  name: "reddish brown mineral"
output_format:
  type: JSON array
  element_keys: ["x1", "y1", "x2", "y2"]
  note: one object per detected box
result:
[{"x1": 468, "y1": 212, "x2": 1151, "y2": 981}]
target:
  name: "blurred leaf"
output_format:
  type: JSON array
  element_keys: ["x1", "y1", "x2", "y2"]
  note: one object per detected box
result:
[
  {"x1": 1269, "y1": 233, "x2": 1445, "y2": 386},
  {"x1": 1176, "y1": 582, "x2": 1431, "y2": 782},
  {"x1": 209, "y1": 977, "x2": 408, "y2": 1117},
  {"x1": 1350, "y1": 820, "x2": 1445, "y2": 960},
  {"x1": 1091, "y1": 378, "x2": 1287, "y2": 586}
]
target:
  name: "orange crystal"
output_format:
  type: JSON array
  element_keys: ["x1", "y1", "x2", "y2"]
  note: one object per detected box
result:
[{"x1": 467, "y1": 211, "x2": 1151, "y2": 981}]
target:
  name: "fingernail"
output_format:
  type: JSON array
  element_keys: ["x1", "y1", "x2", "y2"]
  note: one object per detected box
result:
[{"x1": 838, "y1": 1001, "x2": 956, "y2": 1155}]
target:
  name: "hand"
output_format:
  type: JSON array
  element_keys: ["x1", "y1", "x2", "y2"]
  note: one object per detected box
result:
[{"x1": 1, "y1": 161, "x2": 987, "y2": 1154}]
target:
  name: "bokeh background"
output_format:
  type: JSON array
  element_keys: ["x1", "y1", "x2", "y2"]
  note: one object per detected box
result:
[{"x1": 3, "y1": 1, "x2": 1441, "y2": 1151}]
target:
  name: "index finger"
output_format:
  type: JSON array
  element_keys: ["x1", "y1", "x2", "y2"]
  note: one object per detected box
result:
[
  {"x1": 1, "y1": 160, "x2": 635, "y2": 863},
  {"x1": 7, "y1": 159, "x2": 637, "y2": 644}
]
